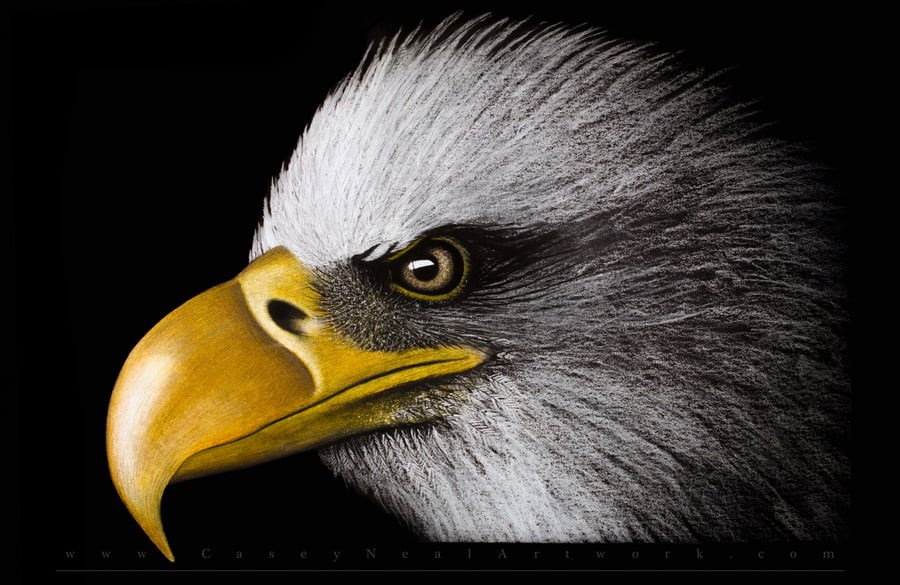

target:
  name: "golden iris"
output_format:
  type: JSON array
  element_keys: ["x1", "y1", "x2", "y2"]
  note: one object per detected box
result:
[{"x1": 389, "y1": 237, "x2": 468, "y2": 301}]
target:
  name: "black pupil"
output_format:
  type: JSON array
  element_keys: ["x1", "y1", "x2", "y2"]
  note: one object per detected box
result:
[{"x1": 410, "y1": 256, "x2": 440, "y2": 281}]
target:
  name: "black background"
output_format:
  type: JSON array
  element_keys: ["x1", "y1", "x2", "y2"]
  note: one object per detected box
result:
[{"x1": 10, "y1": 0, "x2": 857, "y2": 578}]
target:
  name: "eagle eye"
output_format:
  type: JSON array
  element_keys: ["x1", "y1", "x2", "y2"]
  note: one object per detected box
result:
[{"x1": 388, "y1": 237, "x2": 468, "y2": 301}]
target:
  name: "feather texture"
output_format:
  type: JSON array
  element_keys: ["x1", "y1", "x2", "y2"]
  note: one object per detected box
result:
[{"x1": 253, "y1": 15, "x2": 848, "y2": 542}]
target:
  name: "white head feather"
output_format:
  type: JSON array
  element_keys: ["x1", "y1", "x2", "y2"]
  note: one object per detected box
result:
[{"x1": 251, "y1": 15, "x2": 848, "y2": 542}]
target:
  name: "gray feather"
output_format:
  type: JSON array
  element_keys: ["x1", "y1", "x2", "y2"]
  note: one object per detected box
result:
[{"x1": 253, "y1": 15, "x2": 848, "y2": 542}]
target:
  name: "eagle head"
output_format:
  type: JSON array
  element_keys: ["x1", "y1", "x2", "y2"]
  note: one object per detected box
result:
[{"x1": 106, "y1": 15, "x2": 849, "y2": 560}]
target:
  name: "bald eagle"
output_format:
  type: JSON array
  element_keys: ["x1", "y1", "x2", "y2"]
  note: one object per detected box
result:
[{"x1": 106, "y1": 15, "x2": 849, "y2": 561}]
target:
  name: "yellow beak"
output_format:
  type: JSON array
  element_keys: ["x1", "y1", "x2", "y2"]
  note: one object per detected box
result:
[{"x1": 106, "y1": 246, "x2": 486, "y2": 561}]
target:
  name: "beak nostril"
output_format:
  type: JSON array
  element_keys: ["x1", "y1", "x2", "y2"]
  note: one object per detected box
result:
[{"x1": 267, "y1": 300, "x2": 308, "y2": 336}]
